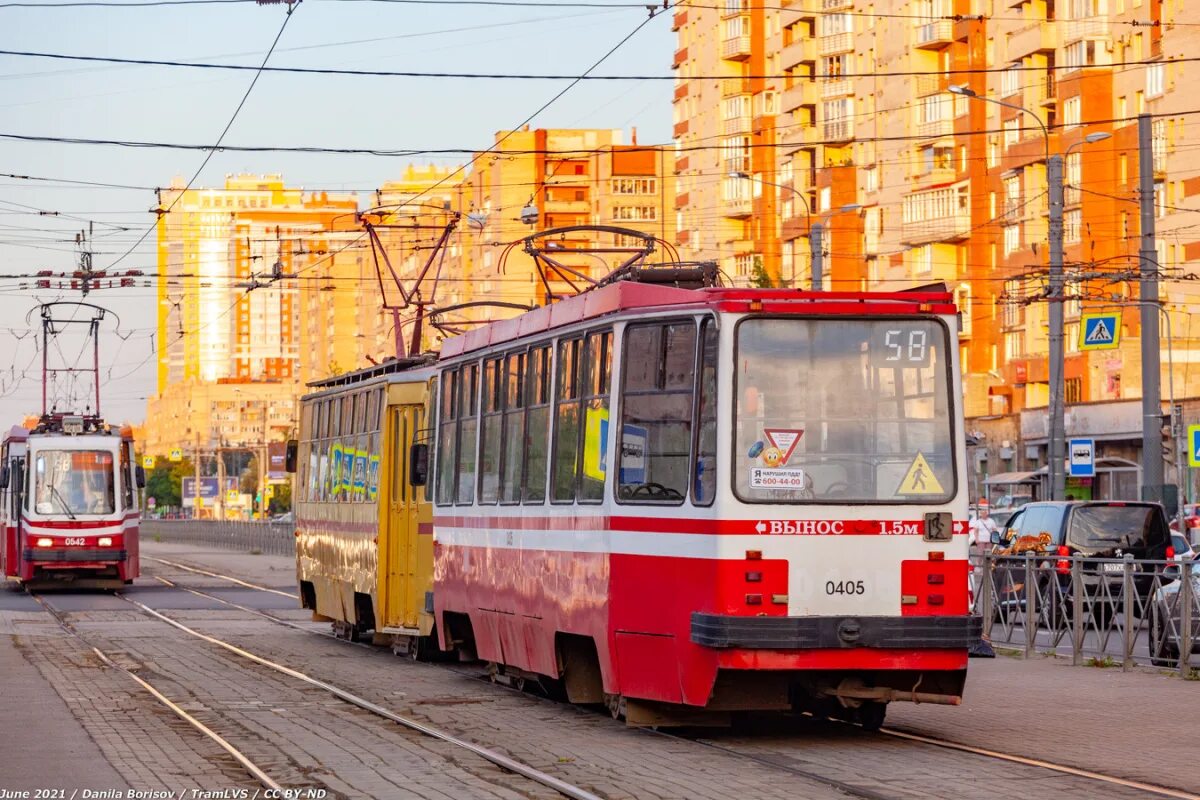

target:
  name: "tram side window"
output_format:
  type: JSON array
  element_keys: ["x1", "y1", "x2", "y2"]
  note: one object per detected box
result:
[
  {"x1": 693, "y1": 319, "x2": 719, "y2": 506},
  {"x1": 524, "y1": 345, "x2": 551, "y2": 504},
  {"x1": 456, "y1": 363, "x2": 479, "y2": 505},
  {"x1": 580, "y1": 330, "x2": 613, "y2": 503},
  {"x1": 435, "y1": 369, "x2": 459, "y2": 506},
  {"x1": 500, "y1": 352, "x2": 526, "y2": 504},
  {"x1": 120, "y1": 442, "x2": 134, "y2": 511},
  {"x1": 551, "y1": 338, "x2": 582, "y2": 502},
  {"x1": 478, "y1": 358, "x2": 503, "y2": 504},
  {"x1": 618, "y1": 322, "x2": 696, "y2": 504}
]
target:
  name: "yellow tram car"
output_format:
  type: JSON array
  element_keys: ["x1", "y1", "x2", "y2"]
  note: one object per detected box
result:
[{"x1": 292, "y1": 357, "x2": 438, "y2": 652}]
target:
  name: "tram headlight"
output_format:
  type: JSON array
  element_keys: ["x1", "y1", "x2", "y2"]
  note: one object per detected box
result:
[
  {"x1": 36, "y1": 537, "x2": 53, "y2": 548},
  {"x1": 98, "y1": 537, "x2": 113, "y2": 547}
]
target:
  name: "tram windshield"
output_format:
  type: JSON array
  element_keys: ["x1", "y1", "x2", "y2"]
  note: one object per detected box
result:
[
  {"x1": 735, "y1": 318, "x2": 955, "y2": 504},
  {"x1": 31, "y1": 450, "x2": 116, "y2": 516}
]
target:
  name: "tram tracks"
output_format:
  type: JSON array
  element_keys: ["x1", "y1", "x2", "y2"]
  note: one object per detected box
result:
[
  {"x1": 30, "y1": 578, "x2": 600, "y2": 800},
  {"x1": 142, "y1": 554, "x2": 1200, "y2": 800}
]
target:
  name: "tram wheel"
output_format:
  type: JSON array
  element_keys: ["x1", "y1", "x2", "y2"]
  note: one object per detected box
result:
[{"x1": 856, "y1": 702, "x2": 887, "y2": 731}]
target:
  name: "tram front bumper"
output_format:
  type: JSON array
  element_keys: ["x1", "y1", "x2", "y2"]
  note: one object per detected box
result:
[
  {"x1": 23, "y1": 548, "x2": 128, "y2": 563},
  {"x1": 691, "y1": 613, "x2": 983, "y2": 650}
]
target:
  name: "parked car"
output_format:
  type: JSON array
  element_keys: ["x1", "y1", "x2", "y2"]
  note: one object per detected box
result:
[
  {"x1": 989, "y1": 501, "x2": 1173, "y2": 625},
  {"x1": 270, "y1": 511, "x2": 293, "y2": 524},
  {"x1": 1149, "y1": 569, "x2": 1200, "y2": 666}
]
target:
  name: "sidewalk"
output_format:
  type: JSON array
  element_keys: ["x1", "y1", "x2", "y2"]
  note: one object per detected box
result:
[{"x1": 141, "y1": 539, "x2": 1200, "y2": 793}]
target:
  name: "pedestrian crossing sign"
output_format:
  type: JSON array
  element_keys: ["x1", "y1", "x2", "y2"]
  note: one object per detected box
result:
[
  {"x1": 1188, "y1": 424, "x2": 1200, "y2": 468},
  {"x1": 895, "y1": 452, "x2": 944, "y2": 496},
  {"x1": 1080, "y1": 313, "x2": 1121, "y2": 351}
]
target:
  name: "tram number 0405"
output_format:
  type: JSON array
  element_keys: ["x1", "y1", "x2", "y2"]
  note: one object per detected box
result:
[{"x1": 825, "y1": 580, "x2": 866, "y2": 595}]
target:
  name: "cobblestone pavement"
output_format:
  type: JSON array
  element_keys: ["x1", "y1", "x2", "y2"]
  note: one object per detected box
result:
[{"x1": 132, "y1": 542, "x2": 1200, "y2": 799}]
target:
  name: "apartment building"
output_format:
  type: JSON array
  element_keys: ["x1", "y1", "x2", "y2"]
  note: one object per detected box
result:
[
  {"x1": 676, "y1": 0, "x2": 1200, "y2": 421},
  {"x1": 148, "y1": 175, "x2": 358, "y2": 454}
]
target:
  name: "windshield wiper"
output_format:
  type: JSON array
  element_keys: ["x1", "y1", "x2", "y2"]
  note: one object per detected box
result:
[{"x1": 49, "y1": 485, "x2": 76, "y2": 520}]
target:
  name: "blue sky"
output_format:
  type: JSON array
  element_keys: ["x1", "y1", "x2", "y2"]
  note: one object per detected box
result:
[{"x1": 0, "y1": 0, "x2": 674, "y2": 422}]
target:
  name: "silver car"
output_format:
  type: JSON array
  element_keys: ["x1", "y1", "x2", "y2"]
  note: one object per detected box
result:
[{"x1": 1149, "y1": 569, "x2": 1200, "y2": 667}]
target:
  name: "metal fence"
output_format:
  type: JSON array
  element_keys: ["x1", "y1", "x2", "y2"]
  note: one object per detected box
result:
[
  {"x1": 975, "y1": 553, "x2": 1198, "y2": 676},
  {"x1": 141, "y1": 519, "x2": 296, "y2": 557}
]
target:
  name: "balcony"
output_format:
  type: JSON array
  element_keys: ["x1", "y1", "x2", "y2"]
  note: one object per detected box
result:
[
  {"x1": 901, "y1": 212, "x2": 971, "y2": 245},
  {"x1": 722, "y1": 34, "x2": 752, "y2": 61},
  {"x1": 780, "y1": 124, "x2": 819, "y2": 154},
  {"x1": 722, "y1": 77, "x2": 751, "y2": 97},
  {"x1": 914, "y1": 73, "x2": 945, "y2": 97},
  {"x1": 914, "y1": 19, "x2": 954, "y2": 49},
  {"x1": 819, "y1": 32, "x2": 853, "y2": 56},
  {"x1": 671, "y1": 9, "x2": 687, "y2": 30},
  {"x1": 917, "y1": 117, "x2": 953, "y2": 139},
  {"x1": 673, "y1": 47, "x2": 687, "y2": 68},
  {"x1": 821, "y1": 78, "x2": 853, "y2": 98},
  {"x1": 721, "y1": 0, "x2": 747, "y2": 17},
  {"x1": 674, "y1": 119, "x2": 689, "y2": 137},
  {"x1": 1063, "y1": 18, "x2": 1110, "y2": 43},
  {"x1": 723, "y1": 115, "x2": 752, "y2": 136},
  {"x1": 782, "y1": 81, "x2": 816, "y2": 112},
  {"x1": 918, "y1": 166, "x2": 957, "y2": 186},
  {"x1": 1007, "y1": 21, "x2": 1057, "y2": 59},
  {"x1": 823, "y1": 118, "x2": 854, "y2": 142},
  {"x1": 724, "y1": 196, "x2": 753, "y2": 217},
  {"x1": 781, "y1": 37, "x2": 816, "y2": 69},
  {"x1": 821, "y1": 0, "x2": 853, "y2": 8}
]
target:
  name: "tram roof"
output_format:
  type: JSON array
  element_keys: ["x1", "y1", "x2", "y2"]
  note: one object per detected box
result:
[
  {"x1": 305, "y1": 354, "x2": 436, "y2": 390},
  {"x1": 441, "y1": 282, "x2": 956, "y2": 359}
]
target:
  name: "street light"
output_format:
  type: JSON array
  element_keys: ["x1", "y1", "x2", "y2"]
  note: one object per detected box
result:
[
  {"x1": 949, "y1": 85, "x2": 1108, "y2": 502},
  {"x1": 730, "y1": 172, "x2": 858, "y2": 290}
]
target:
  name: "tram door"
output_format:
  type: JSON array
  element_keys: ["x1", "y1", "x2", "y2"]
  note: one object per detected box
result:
[{"x1": 380, "y1": 403, "x2": 424, "y2": 632}]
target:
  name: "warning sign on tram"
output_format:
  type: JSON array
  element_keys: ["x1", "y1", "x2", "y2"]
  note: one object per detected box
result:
[
  {"x1": 763, "y1": 428, "x2": 803, "y2": 466},
  {"x1": 895, "y1": 453, "x2": 944, "y2": 496},
  {"x1": 1080, "y1": 313, "x2": 1121, "y2": 351}
]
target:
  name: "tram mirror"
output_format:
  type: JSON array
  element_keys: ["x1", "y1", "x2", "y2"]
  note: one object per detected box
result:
[
  {"x1": 409, "y1": 443, "x2": 430, "y2": 487},
  {"x1": 284, "y1": 440, "x2": 298, "y2": 474},
  {"x1": 0, "y1": 466, "x2": 7, "y2": 490},
  {"x1": 135, "y1": 465, "x2": 146, "y2": 489}
]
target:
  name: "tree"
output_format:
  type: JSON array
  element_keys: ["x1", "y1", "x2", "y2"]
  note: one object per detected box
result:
[
  {"x1": 749, "y1": 256, "x2": 775, "y2": 288},
  {"x1": 143, "y1": 457, "x2": 194, "y2": 510},
  {"x1": 269, "y1": 481, "x2": 292, "y2": 513}
]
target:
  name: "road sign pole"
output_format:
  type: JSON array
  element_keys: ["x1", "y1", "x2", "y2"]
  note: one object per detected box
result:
[{"x1": 1138, "y1": 113, "x2": 1164, "y2": 506}]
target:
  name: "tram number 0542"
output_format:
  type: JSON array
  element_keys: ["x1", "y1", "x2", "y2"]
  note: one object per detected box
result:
[{"x1": 825, "y1": 580, "x2": 865, "y2": 595}]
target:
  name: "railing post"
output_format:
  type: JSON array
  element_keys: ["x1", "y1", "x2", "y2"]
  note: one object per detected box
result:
[
  {"x1": 1182, "y1": 560, "x2": 1194, "y2": 678},
  {"x1": 1024, "y1": 553, "x2": 1037, "y2": 659},
  {"x1": 1123, "y1": 555, "x2": 1134, "y2": 671},
  {"x1": 1071, "y1": 556, "x2": 1084, "y2": 666},
  {"x1": 981, "y1": 553, "x2": 994, "y2": 641}
]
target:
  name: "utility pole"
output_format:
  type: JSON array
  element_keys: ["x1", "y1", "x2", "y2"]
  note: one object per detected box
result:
[
  {"x1": 1139, "y1": 113, "x2": 1164, "y2": 506},
  {"x1": 1047, "y1": 152, "x2": 1066, "y2": 502},
  {"x1": 193, "y1": 439, "x2": 201, "y2": 520},
  {"x1": 810, "y1": 223, "x2": 824, "y2": 291}
]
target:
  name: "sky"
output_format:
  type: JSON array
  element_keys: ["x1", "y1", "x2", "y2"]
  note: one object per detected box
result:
[{"x1": 0, "y1": 0, "x2": 675, "y2": 425}]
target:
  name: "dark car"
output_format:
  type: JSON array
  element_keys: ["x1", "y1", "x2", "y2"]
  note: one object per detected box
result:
[{"x1": 988, "y1": 501, "x2": 1173, "y2": 624}]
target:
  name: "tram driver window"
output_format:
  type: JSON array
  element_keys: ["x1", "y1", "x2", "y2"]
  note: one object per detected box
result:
[{"x1": 618, "y1": 321, "x2": 696, "y2": 504}]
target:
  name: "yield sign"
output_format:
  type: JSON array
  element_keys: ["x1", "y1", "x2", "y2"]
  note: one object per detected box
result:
[{"x1": 764, "y1": 428, "x2": 804, "y2": 465}]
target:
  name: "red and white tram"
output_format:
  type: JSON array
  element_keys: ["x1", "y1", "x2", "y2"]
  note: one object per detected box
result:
[
  {"x1": 428, "y1": 282, "x2": 978, "y2": 726},
  {"x1": 1, "y1": 415, "x2": 142, "y2": 590}
]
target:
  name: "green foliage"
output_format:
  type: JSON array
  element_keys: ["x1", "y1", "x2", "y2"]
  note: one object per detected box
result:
[
  {"x1": 143, "y1": 457, "x2": 194, "y2": 509},
  {"x1": 269, "y1": 481, "x2": 292, "y2": 513},
  {"x1": 749, "y1": 256, "x2": 775, "y2": 289},
  {"x1": 1086, "y1": 655, "x2": 1116, "y2": 668}
]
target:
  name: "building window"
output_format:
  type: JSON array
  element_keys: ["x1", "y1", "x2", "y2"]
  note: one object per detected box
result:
[
  {"x1": 613, "y1": 206, "x2": 658, "y2": 221},
  {"x1": 1003, "y1": 223, "x2": 1021, "y2": 255},
  {"x1": 613, "y1": 178, "x2": 658, "y2": 195},
  {"x1": 1065, "y1": 152, "x2": 1082, "y2": 205},
  {"x1": 1065, "y1": 377, "x2": 1083, "y2": 403},
  {"x1": 956, "y1": 284, "x2": 971, "y2": 336},
  {"x1": 1146, "y1": 61, "x2": 1164, "y2": 98},
  {"x1": 1064, "y1": 208, "x2": 1081, "y2": 244},
  {"x1": 1004, "y1": 330, "x2": 1026, "y2": 361},
  {"x1": 1003, "y1": 174, "x2": 1021, "y2": 216},
  {"x1": 1062, "y1": 95, "x2": 1081, "y2": 128},
  {"x1": 821, "y1": 54, "x2": 851, "y2": 78},
  {"x1": 864, "y1": 165, "x2": 878, "y2": 193},
  {"x1": 1000, "y1": 63, "x2": 1021, "y2": 97},
  {"x1": 1002, "y1": 119, "x2": 1020, "y2": 147}
]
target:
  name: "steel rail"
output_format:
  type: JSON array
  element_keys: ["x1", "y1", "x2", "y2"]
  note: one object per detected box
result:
[
  {"x1": 29, "y1": 593, "x2": 283, "y2": 792},
  {"x1": 147, "y1": 554, "x2": 1200, "y2": 800},
  {"x1": 116, "y1": 573, "x2": 603, "y2": 800}
]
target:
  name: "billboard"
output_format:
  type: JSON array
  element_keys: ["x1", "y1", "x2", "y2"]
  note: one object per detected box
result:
[
  {"x1": 181, "y1": 477, "x2": 239, "y2": 507},
  {"x1": 268, "y1": 442, "x2": 288, "y2": 481}
]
